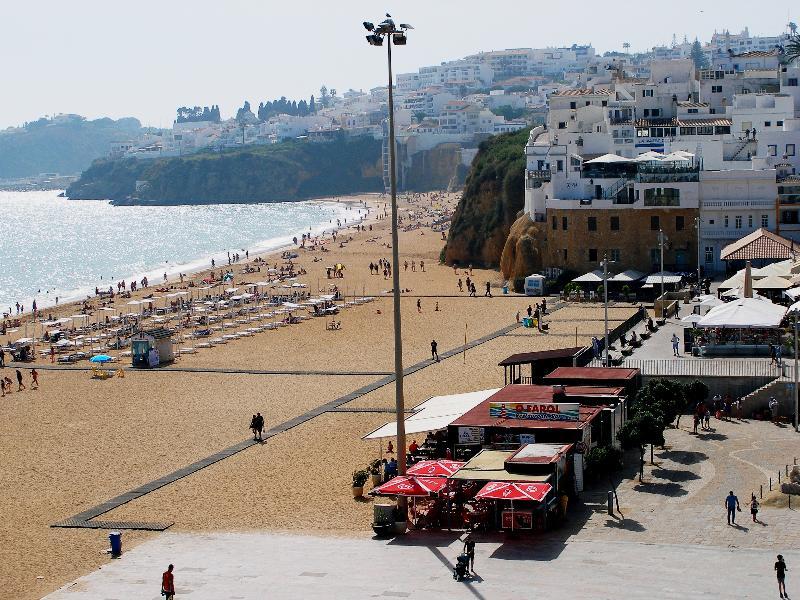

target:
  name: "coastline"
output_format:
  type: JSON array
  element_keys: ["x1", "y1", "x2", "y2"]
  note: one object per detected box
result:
[{"x1": 1, "y1": 193, "x2": 383, "y2": 316}]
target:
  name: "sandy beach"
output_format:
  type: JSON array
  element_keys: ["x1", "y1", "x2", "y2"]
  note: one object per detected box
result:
[{"x1": 0, "y1": 191, "x2": 637, "y2": 599}]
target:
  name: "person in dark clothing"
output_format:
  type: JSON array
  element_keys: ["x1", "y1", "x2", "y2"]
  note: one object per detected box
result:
[
  {"x1": 541, "y1": 298, "x2": 547, "y2": 315},
  {"x1": 0, "y1": 347, "x2": 5, "y2": 368},
  {"x1": 431, "y1": 340, "x2": 439, "y2": 362},
  {"x1": 249, "y1": 414, "x2": 258, "y2": 440},
  {"x1": 484, "y1": 282, "x2": 492, "y2": 297},
  {"x1": 725, "y1": 491, "x2": 740, "y2": 525},
  {"x1": 527, "y1": 305, "x2": 533, "y2": 317},
  {"x1": 254, "y1": 412, "x2": 264, "y2": 441},
  {"x1": 463, "y1": 532, "x2": 476, "y2": 573},
  {"x1": 776, "y1": 554, "x2": 788, "y2": 598},
  {"x1": 16, "y1": 369, "x2": 25, "y2": 391}
]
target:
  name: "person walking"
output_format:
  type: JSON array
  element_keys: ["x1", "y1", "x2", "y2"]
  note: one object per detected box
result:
[
  {"x1": 527, "y1": 305, "x2": 533, "y2": 318},
  {"x1": 417, "y1": 299, "x2": 422, "y2": 313},
  {"x1": 484, "y1": 282, "x2": 492, "y2": 297},
  {"x1": 463, "y1": 532, "x2": 476, "y2": 574},
  {"x1": 725, "y1": 490, "x2": 741, "y2": 525},
  {"x1": 0, "y1": 347, "x2": 4, "y2": 368},
  {"x1": 30, "y1": 369, "x2": 38, "y2": 390},
  {"x1": 750, "y1": 493, "x2": 759, "y2": 523},
  {"x1": 776, "y1": 554, "x2": 788, "y2": 599},
  {"x1": 161, "y1": 564, "x2": 175, "y2": 600},
  {"x1": 249, "y1": 414, "x2": 258, "y2": 440},
  {"x1": 671, "y1": 333, "x2": 680, "y2": 357},
  {"x1": 254, "y1": 412, "x2": 264, "y2": 441},
  {"x1": 16, "y1": 369, "x2": 26, "y2": 391},
  {"x1": 431, "y1": 340, "x2": 439, "y2": 362}
]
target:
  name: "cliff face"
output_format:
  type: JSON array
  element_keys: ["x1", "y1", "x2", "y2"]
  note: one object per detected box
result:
[
  {"x1": 66, "y1": 135, "x2": 384, "y2": 204},
  {"x1": 443, "y1": 128, "x2": 529, "y2": 267}
]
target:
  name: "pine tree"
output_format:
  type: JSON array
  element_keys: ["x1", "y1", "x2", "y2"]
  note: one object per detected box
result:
[
  {"x1": 309, "y1": 96, "x2": 316, "y2": 113},
  {"x1": 690, "y1": 39, "x2": 708, "y2": 70}
]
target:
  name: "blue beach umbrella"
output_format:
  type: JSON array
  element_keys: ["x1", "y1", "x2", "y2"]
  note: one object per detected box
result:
[{"x1": 90, "y1": 354, "x2": 113, "y2": 363}]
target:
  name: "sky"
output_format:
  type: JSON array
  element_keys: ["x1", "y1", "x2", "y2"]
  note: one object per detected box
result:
[{"x1": 0, "y1": 0, "x2": 796, "y2": 129}]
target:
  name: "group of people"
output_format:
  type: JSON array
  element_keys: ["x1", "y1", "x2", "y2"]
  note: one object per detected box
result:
[
  {"x1": 0, "y1": 368, "x2": 38, "y2": 396},
  {"x1": 693, "y1": 394, "x2": 741, "y2": 432},
  {"x1": 369, "y1": 259, "x2": 392, "y2": 279},
  {"x1": 249, "y1": 413, "x2": 265, "y2": 441}
]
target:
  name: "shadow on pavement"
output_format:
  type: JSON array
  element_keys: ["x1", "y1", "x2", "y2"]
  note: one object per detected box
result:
[
  {"x1": 633, "y1": 481, "x2": 688, "y2": 497},
  {"x1": 603, "y1": 517, "x2": 646, "y2": 532},
  {"x1": 697, "y1": 432, "x2": 728, "y2": 441},
  {"x1": 388, "y1": 530, "x2": 463, "y2": 548},
  {"x1": 651, "y1": 468, "x2": 701, "y2": 482}
]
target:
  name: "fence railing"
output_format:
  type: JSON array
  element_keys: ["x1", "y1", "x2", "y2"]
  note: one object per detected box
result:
[{"x1": 602, "y1": 358, "x2": 782, "y2": 378}]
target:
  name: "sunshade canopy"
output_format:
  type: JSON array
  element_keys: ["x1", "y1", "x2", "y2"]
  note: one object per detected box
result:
[
  {"x1": 752, "y1": 274, "x2": 793, "y2": 290},
  {"x1": 475, "y1": 481, "x2": 552, "y2": 502},
  {"x1": 784, "y1": 287, "x2": 800, "y2": 300},
  {"x1": 449, "y1": 450, "x2": 552, "y2": 483},
  {"x1": 572, "y1": 269, "x2": 606, "y2": 283},
  {"x1": 644, "y1": 272, "x2": 682, "y2": 285},
  {"x1": 406, "y1": 460, "x2": 465, "y2": 478},
  {"x1": 697, "y1": 298, "x2": 787, "y2": 329},
  {"x1": 370, "y1": 476, "x2": 447, "y2": 497},
  {"x1": 583, "y1": 153, "x2": 631, "y2": 164},
  {"x1": 610, "y1": 269, "x2": 645, "y2": 282}
]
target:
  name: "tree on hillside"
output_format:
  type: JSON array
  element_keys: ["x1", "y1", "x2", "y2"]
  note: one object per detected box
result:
[
  {"x1": 309, "y1": 95, "x2": 316, "y2": 113},
  {"x1": 690, "y1": 38, "x2": 709, "y2": 70},
  {"x1": 320, "y1": 86, "x2": 330, "y2": 108}
]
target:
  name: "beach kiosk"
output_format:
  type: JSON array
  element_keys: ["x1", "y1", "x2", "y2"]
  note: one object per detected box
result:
[
  {"x1": 130, "y1": 327, "x2": 174, "y2": 368},
  {"x1": 524, "y1": 274, "x2": 546, "y2": 297}
]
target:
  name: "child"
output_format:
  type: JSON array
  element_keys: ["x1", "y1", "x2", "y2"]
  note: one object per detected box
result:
[{"x1": 750, "y1": 494, "x2": 759, "y2": 523}]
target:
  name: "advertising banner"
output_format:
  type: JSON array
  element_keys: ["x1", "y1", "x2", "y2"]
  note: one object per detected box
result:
[{"x1": 489, "y1": 402, "x2": 580, "y2": 422}]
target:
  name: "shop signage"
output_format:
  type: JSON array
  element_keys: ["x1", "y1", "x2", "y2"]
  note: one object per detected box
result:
[
  {"x1": 501, "y1": 511, "x2": 533, "y2": 529},
  {"x1": 489, "y1": 402, "x2": 580, "y2": 422},
  {"x1": 458, "y1": 426, "x2": 484, "y2": 444}
]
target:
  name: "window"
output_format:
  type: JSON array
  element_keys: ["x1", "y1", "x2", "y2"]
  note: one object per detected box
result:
[
  {"x1": 610, "y1": 216, "x2": 620, "y2": 231},
  {"x1": 748, "y1": 215, "x2": 753, "y2": 228},
  {"x1": 764, "y1": 121, "x2": 771, "y2": 127},
  {"x1": 552, "y1": 216, "x2": 557, "y2": 230},
  {"x1": 675, "y1": 216, "x2": 684, "y2": 231},
  {"x1": 642, "y1": 89, "x2": 654, "y2": 97},
  {"x1": 762, "y1": 214, "x2": 769, "y2": 227},
  {"x1": 650, "y1": 215, "x2": 660, "y2": 230},
  {"x1": 735, "y1": 215, "x2": 742, "y2": 229},
  {"x1": 585, "y1": 101, "x2": 590, "y2": 106},
  {"x1": 556, "y1": 160, "x2": 564, "y2": 172},
  {"x1": 588, "y1": 216, "x2": 597, "y2": 231},
  {"x1": 569, "y1": 101, "x2": 577, "y2": 109},
  {"x1": 601, "y1": 100, "x2": 608, "y2": 107},
  {"x1": 588, "y1": 248, "x2": 598, "y2": 262},
  {"x1": 688, "y1": 108, "x2": 698, "y2": 114},
  {"x1": 705, "y1": 246, "x2": 714, "y2": 263},
  {"x1": 777, "y1": 120, "x2": 784, "y2": 127},
  {"x1": 562, "y1": 248, "x2": 568, "y2": 260},
  {"x1": 709, "y1": 219, "x2": 715, "y2": 225},
  {"x1": 558, "y1": 122, "x2": 567, "y2": 129},
  {"x1": 768, "y1": 145, "x2": 777, "y2": 156},
  {"x1": 788, "y1": 78, "x2": 798, "y2": 87},
  {"x1": 724, "y1": 215, "x2": 729, "y2": 228},
  {"x1": 610, "y1": 249, "x2": 621, "y2": 262},
  {"x1": 562, "y1": 216, "x2": 568, "y2": 230},
  {"x1": 741, "y1": 121, "x2": 752, "y2": 132},
  {"x1": 650, "y1": 248, "x2": 660, "y2": 265},
  {"x1": 712, "y1": 85, "x2": 723, "y2": 93},
  {"x1": 787, "y1": 144, "x2": 796, "y2": 157}
]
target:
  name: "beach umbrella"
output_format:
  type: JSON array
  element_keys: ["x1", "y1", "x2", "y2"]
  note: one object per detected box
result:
[
  {"x1": 475, "y1": 481, "x2": 552, "y2": 502},
  {"x1": 90, "y1": 354, "x2": 113, "y2": 363},
  {"x1": 369, "y1": 476, "x2": 447, "y2": 497},
  {"x1": 681, "y1": 314, "x2": 703, "y2": 324},
  {"x1": 407, "y1": 460, "x2": 465, "y2": 477}
]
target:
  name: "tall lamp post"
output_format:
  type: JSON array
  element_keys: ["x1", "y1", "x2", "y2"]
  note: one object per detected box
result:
[
  {"x1": 695, "y1": 216, "x2": 702, "y2": 296},
  {"x1": 600, "y1": 253, "x2": 615, "y2": 367},
  {"x1": 363, "y1": 15, "x2": 413, "y2": 477}
]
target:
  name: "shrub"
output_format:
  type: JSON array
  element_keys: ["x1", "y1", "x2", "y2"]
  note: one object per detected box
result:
[{"x1": 352, "y1": 469, "x2": 369, "y2": 487}]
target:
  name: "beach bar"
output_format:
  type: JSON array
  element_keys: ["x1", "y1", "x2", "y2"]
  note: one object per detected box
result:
[
  {"x1": 499, "y1": 347, "x2": 586, "y2": 385},
  {"x1": 130, "y1": 327, "x2": 175, "y2": 367}
]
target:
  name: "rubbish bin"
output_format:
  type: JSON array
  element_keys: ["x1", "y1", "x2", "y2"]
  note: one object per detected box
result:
[
  {"x1": 109, "y1": 531, "x2": 122, "y2": 557},
  {"x1": 502, "y1": 285, "x2": 509, "y2": 295}
]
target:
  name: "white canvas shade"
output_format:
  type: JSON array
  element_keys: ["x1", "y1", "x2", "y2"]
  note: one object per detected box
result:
[
  {"x1": 610, "y1": 269, "x2": 645, "y2": 282},
  {"x1": 644, "y1": 272, "x2": 682, "y2": 285},
  {"x1": 697, "y1": 298, "x2": 786, "y2": 329},
  {"x1": 572, "y1": 270, "x2": 607, "y2": 283},
  {"x1": 583, "y1": 153, "x2": 631, "y2": 164},
  {"x1": 752, "y1": 274, "x2": 793, "y2": 290}
]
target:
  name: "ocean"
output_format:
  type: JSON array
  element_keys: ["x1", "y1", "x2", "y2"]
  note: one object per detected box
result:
[{"x1": 0, "y1": 191, "x2": 360, "y2": 312}]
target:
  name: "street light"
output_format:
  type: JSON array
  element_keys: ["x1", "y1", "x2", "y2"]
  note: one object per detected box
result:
[
  {"x1": 363, "y1": 14, "x2": 413, "y2": 478},
  {"x1": 695, "y1": 216, "x2": 702, "y2": 296},
  {"x1": 658, "y1": 229, "x2": 667, "y2": 318},
  {"x1": 600, "y1": 253, "x2": 615, "y2": 367}
]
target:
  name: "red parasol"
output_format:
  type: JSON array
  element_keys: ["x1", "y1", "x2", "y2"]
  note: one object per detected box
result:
[
  {"x1": 406, "y1": 460, "x2": 465, "y2": 477},
  {"x1": 370, "y1": 476, "x2": 448, "y2": 497},
  {"x1": 475, "y1": 481, "x2": 552, "y2": 502}
]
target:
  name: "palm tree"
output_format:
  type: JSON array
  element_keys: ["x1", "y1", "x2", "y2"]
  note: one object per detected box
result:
[{"x1": 787, "y1": 33, "x2": 800, "y2": 64}]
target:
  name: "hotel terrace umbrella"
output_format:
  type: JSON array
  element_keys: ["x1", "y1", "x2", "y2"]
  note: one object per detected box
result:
[
  {"x1": 752, "y1": 274, "x2": 793, "y2": 290},
  {"x1": 583, "y1": 153, "x2": 632, "y2": 164},
  {"x1": 475, "y1": 481, "x2": 553, "y2": 533},
  {"x1": 370, "y1": 476, "x2": 448, "y2": 497},
  {"x1": 406, "y1": 460, "x2": 465, "y2": 478}
]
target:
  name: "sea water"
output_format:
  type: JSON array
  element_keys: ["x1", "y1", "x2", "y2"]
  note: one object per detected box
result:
[{"x1": 0, "y1": 190, "x2": 360, "y2": 311}]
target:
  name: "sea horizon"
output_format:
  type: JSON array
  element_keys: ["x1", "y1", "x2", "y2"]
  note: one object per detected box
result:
[{"x1": 0, "y1": 190, "x2": 367, "y2": 314}]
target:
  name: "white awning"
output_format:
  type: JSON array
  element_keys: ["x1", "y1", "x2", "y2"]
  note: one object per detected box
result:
[
  {"x1": 719, "y1": 273, "x2": 745, "y2": 289},
  {"x1": 363, "y1": 388, "x2": 500, "y2": 440},
  {"x1": 784, "y1": 287, "x2": 800, "y2": 300},
  {"x1": 697, "y1": 298, "x2": 786, "y2": 329},
  {"x1": 572, "y1": 269, "x2": 607, "y2": 283},
  {"x1": 644, "y1": 272, "x2": 682, "y2": 285},
  {"x1": 752, "y1": 274, "x2": 793, "y2": 290},
  {"x1": 610, "y1": 269, "x2": 645, "y2": 282},
  {"x1": 583, "y1": 153, "x2": 631, "y2": 164}
]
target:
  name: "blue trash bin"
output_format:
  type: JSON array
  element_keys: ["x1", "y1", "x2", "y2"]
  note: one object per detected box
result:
[
  {"x1": 502, "y1": 285, "x2": 509, "y2": 295},
  {"x1": 109, "y1": 531, "x2": 122, "y2": 557}
]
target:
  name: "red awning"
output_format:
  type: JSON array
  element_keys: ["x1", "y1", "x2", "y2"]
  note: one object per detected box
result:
[
  {"x1": 370, "y1": 476, "x2": 448, "y2": 497},
  {"x1": 475, "y1": 481, "x2": 552, "y2": 502},
  {"x1": 406, "y1": 460, "x2": 465, "y2": 477}
]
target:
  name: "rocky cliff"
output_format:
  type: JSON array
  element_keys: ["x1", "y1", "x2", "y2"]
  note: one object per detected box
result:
[
  {"x1": 499, "y1": 213, "x2": 548, "y2": 282},
  {"x1": 443, "y1": 128, "x2": 529, "y2": 267}
]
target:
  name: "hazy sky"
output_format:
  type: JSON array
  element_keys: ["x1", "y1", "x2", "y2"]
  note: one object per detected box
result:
[{"x1": 1, "y1": 0, "x2": 795, "y2": 129}]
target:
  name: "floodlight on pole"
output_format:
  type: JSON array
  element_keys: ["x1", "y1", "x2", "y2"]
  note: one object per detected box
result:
[{"x1": 362, "y1": 15, "x2": 413, "y2": 509}]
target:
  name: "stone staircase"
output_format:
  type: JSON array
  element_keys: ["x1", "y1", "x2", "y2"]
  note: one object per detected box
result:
[{"x1": 740, "y1": 374, "x2": 792, "y2": 417}]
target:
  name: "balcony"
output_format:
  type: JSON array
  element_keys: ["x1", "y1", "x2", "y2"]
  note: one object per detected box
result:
[
  {"x1": 527, "y1": 169, "x2": 551, "y2": 182},
  {"x1": 701, "y1": 228, "x2": 745, "y2": 240},
  {"x1": 643, "y1": 196, "x2": 681, "y2": 207},
  {"x1": 635, "y1": 165, "x2": 700, "y2": 184},
  {"x1": 701, "y1": 199, "x2": 775, "y2": 209},
  {"x1": 779, "y1": 195, "x2": 800, "y2": 206}
]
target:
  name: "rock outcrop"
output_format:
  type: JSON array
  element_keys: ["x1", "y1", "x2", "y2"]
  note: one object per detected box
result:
[
  {"x1": 443, "y1": 128, "x2": 529, "y2": 267},
  {"x1": 499, "y1": 213, "x2": 548, "y2": 283}
]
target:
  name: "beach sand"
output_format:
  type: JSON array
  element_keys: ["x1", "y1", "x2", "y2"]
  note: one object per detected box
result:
[{"x1": 0, "y1": 191, "x2": 637, "y2": 599}]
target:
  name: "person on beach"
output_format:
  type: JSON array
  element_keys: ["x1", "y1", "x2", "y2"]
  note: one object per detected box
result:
[
  {"x1": 431, "y1": 340, "x2": 439, "y2": 362},
  {"x1": 458, "y1": 279, "x2": 463, "y2": 292},
  {"x1": 0, "y1": 347, "x2": 4, "y2": 368},
  {"x1": 254, "y1": 412, "x2": 264, "y2": 441},
  {"x1": 16, "y1": 369, "x2": 25, "y2": 391},
  {"x1": 161, "y1": 564, "x2": 175, "y2": 599},
  {"x1": 249, "y1": 414, "x2": 258, "y2": 440},
  {"x1": 484, "y1": 282, "x2": 492, "y2": 297},
  {"x1": 420, "y1": 260, "x2": 425, "y2": 272},
  {"x1": 417, "y1": 299, "x2": 422, "y2": 313},
  {"x1": 30, "y1": 369, "x2": 38, "y2": 390},
  {"x1": 50, "y1": 346, "x2": 56, "y2": 363},
  {"x1": 725, "y1": 490, "x2": 741, "y2": 525},
  {"x1": 671, "y1": 333, "x2": 680, "y2": 357},
  {"x1": 527, "y1": 305, "x2": 533, "y2": 318},
  {"x1": 776, "y1": 555, "x2": 788, "y2": 599}
]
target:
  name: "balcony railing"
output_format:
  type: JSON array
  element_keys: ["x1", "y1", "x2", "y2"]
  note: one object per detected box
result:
[
  {"x1": 702, "y1": 199, "x2": 775, "y2": 208},
  {"x1": 643, "y1": 196, "x2": 681, "y2": 207},
  {"x1": 527, "y1": 169, "x2": 551, "y2": 181},
  {"x1": 779, "y1": 195, "x2": 800, "y2": 205},
  {"x1": 636, "y1": 165, "x2": 700, "y2": 183}
]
